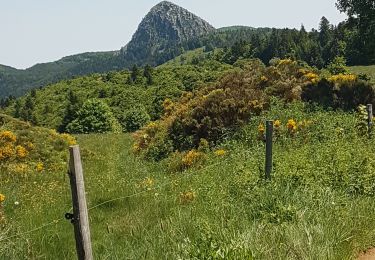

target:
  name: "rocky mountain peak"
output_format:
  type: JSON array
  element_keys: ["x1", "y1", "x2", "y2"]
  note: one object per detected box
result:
[{"x1": 120, "y1": 1, "x2": 215, "y2": 64}]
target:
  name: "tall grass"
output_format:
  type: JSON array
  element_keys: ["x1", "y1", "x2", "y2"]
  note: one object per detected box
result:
[{"x1": 1, "y1": 101, "x2": 375, "y2": 259}]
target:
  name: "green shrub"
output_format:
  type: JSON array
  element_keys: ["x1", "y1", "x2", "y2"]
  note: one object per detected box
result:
[
  {"x1": 66, "y1": 99, "x2": 122, "y2": 134},
  {"x1": 120, "y1": 105, "x2": 150, "y2": 132},
  {"x1": 302, "y1": 75, "x2": 375, "y2": 110}
]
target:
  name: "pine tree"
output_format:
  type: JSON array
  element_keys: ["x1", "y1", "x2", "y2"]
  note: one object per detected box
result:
[
  {"x1": 58, "y1": 90, "x2": 80, "y2": 133},
  {"x1": 143, "y1": 64, "x2": 154, "y2": 85}
]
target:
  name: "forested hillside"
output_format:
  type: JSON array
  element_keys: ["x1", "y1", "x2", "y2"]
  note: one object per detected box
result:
[{"x1": 0, "y1": 0, "x2": 373, "y2": 98}]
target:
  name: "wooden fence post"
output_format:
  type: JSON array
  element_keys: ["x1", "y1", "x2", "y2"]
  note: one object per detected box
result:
[
  {"x1": 367, "y1": 104, "x2": 373, "y2": 136},
  {"x1": 68, "y1": 145, "x2": 93, "y2": 260},
  {"x1": 265, "y1": 120, "x2": 273, "y2": 180}
]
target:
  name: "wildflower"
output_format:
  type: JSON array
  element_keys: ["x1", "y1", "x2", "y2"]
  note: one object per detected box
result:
[
  {"x1": 260, "y1": 76, "x2": 268, "y2": 82},
  {"x1": 181, "y1": 150, "x2": 205, "y2": 168},
  {"x1": 278, "y1": 59, "x2": 294, "y2": 66},
  {"x1": 16, "y1": 145, "x2": 28, "y2": 158},
  {"x1": 328, "y1": 74, "x2": 357, "y2": 83},
  {"x1": 139, "y1": 177, "x2": 154, "y2": 190},
  {"x1": 36, "y1": 162, "x2": 44, "y2": 172},
  {"x1": 274, "y1": 120, "x2": 281, "y2": 128},
  {"x1": 12, "y1": 163, "x2": 28, "y2": 174},
  {"x1": 14, "y1": 201, "x2": 19, "y2": 206},
  {"x1": 60, "y1": 133, "x2": 77, "y2": 146},
  {"x1": 0, "y1": 144, "x2": 15, "y2": 160},
  {"x1": 0, "y1": 131, "x2": 17, "y2": 143},
  {"x1": 179, "y1": 191, "x2": 196, "y2": 204},
  {"x1": 0, "y1": 194, "x2": 5, "y2": 203},
  {"x1": 214, "y1": 149, "x2": 227, "y2": 157},
  {"x1": 304, "y1": 72, "x2": 319, "y2": 84},
  {"x1": 258, "y1": 123, "x2": 265, "y2": 135},
  {"x1": 287, "y1": 119, "x2": 297, "y2": 132}
]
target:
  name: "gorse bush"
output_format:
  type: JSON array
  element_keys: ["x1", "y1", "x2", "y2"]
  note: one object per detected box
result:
[
  {"x1": 66, "y1": 99, "x2": 121, "y2": 134},
  {"x1": 133, "y1": 59, "x2": 375, "y2": 161},
  {"x1": 302, "y1": 75, "x2": 375, "y2": 110},
  {"x1": 0, "y1": 114, "x2": 74, "y2": 177}
]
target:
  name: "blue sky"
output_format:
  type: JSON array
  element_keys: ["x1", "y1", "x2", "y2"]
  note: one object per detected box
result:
[{"x1": 0, "y1": 0, "x2": 347, "y2": 69}]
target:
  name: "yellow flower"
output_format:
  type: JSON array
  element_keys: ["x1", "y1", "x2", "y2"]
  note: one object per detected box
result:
[
  {"x1": 181, "y1": 150, "x2": 205, "y2": 168},
  {"x1": 11, "y1": 163, "x2": 29, "y2": 174},
  {"x1": 0, "y1": 144, "x2": 15, "y2": 160},
  {"x1": 260, "y1": 76, "x2": 268, "y2": 82},
  {"x1": 278, "y1": 59, "x2": 295, "y2": 66},
  {"x1": 304, "y1": 72, "x2": 319, "y2": 83},
  {"x1": 179, "y1": 191, "x2": 196, "y2": 204},
  {"x1": 214, "y1": 149, "x2": 227, "y2": 156},
  {"x1": 36, "y1": 162, "x2": 44, "y2": 172},
  {"x1": 140, "y1": 177, "x2": 154, "y2": 190},
  {"x1": 258, "y1": 123, "x2": 265, "y2": 135},
  {"x1": 0, "y1": 131, "x2": 17, "y2": 143},
  {"x1": 328, "y1": 74, "x2": 357, "y2": 83},
  {"x1": 0, "y1": 194, "x2": 5, "y2": 203},
  {"x1": 60, "y1": 133, "x2": 77, "y2": 146},
  {"x1": 287, "y1": 119, "x2": 297, "y2": 132},
  {"x1": 16, "y1": 145, "x2": 28, "y2": 158},
  {"x1": 274, "y1": 120, "x2": 281, "y2": 128}
]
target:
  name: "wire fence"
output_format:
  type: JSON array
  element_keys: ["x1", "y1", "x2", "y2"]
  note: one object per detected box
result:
[{"x1": 0, "y1": 161, "x2": 218, "y2": 243}]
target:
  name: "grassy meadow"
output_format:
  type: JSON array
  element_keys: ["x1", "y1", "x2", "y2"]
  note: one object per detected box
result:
[
  {"x1": 2, "y1": 100, "x2": 375, "y2": 259},
  {"x1": 349, "y1": 65, "x2": 375, "y2": 84}
]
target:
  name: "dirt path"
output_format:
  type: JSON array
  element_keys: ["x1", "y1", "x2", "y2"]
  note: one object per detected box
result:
[{"x1": 358, "y1": 248, "x2": 375, "y2": 260}]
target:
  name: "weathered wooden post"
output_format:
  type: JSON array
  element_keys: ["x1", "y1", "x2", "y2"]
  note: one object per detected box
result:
[
  {"x1": 367, "y1": 104, "x2": 373, "y2": 136},
  {"x1": 265, "y1": 120, "x2": 273, "y2": 180},
  {"x1": 68, "y1": 145, "x2": 93, "y2": 260}
]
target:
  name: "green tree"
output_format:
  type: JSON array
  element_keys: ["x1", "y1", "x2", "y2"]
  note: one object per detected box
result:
[
  {"x1": 121, "y1": 105, "x2": 150, "y2": 132},
  {"x1": 336, "y1": 0, "x2": 375, "y2": 64},
  {"x1": 130, "y1": 65, "x2": 141, "y2": 83},
  {"x1": 59, "y1": 90, "x2": 80, "y2": 133},
  {"x1": 20, "y1": 95, "x2": 37, "y2": 124},
  {"x1": 143, "y1": 64, "x2": 154, "y2": 85},
  {"x1": 327, "y1": 56, "x2": 349, "y2": 75},
  {"x1": 66, "y1": 99, "x2": 121, "y2": 134},
  {"x1": 319, "y1": 17, "x2": 334, "y2": 63}
]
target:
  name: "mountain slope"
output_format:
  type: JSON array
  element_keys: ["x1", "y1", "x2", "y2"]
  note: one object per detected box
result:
[{"x1": 0, "y1": 1, "x2": 215, "y2": 98}]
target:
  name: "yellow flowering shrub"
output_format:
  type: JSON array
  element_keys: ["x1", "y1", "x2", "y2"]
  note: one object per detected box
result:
[
  {"x1": 181, "y1": 150, "x2": 206, "y2": 169},
  {"x1": 328, "y1": 74, "x2": 357, "y2": 83},
  {"x1": 277, "y1": 59, "x2": 295, "y2": 66},
  {"x1": 273, "y1": 120, "x2": 281, "y2": 128},
  {"x1": 304, "y1": 72, "x2": 319, "y2": 84},
  {"x1": 0, "y1": 144, "x2": 15, "y2": 160},
  {"x1": 16, "y1": 145, "x2": 28, "y2": 158},
  {"x1": 0, "y1": 194, "x2": 5, "y2": 204},
  {"x1": 60, "y1": 133, "x2": 77, "y2": 146},
  {"x1": 9, "y1": 163, "x2": 29, "y2": 174},
  {"x1": 179, "y1": 191, "x2": 196, "y2": 204},
  {"x1": 258, "y1": 123, "x2": 265, "y2": 135},
  {"x1": 36, "y1": 162, "x2": 44, "y2": 172},
  {"x1": 260, "y1": 76, "x2": 268, "y2": 82},
  {"x1": 287, "y1": 119, "x2": 297, "y2": 132},
  {"x1": 214, "y1": 149, "x2": 227, "y2": 157},
  {"x1": 0, "y1": 131, "x2": 17, "y2": 143}
]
